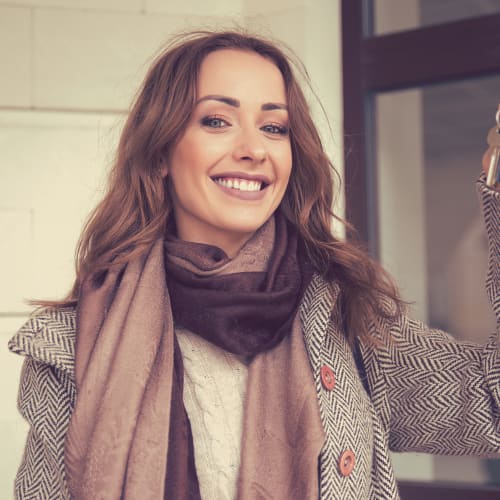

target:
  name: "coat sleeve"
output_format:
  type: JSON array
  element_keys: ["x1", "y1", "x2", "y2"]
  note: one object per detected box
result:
[
  {"x1": 365, "y1": 177, "x2": 500, "y2": 456},
  {"x1": 14, "y1": 356, "x2": 73, "y2": 499}
]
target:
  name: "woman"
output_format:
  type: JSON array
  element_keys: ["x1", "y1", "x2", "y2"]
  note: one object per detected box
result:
[{"x1": 8, "y1": 30, "x2": 500, "y2": 499}]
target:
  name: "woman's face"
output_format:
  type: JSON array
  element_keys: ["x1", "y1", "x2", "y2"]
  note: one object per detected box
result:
[{"x1": 166, "y1": 49, "x2": 292, "y2": 256}]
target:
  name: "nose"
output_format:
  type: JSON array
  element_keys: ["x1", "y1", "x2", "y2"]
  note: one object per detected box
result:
[{"x1": 232, "y1": 127, "x2": 267, "y2": 163}]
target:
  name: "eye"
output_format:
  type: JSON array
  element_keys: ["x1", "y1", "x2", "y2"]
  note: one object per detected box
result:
[
  {"x1": 261, "y1": 123, "x2": 289, "y2": 136},
  {"x1": 201, "y1": 115, "x2": 230, "y2": 129}
]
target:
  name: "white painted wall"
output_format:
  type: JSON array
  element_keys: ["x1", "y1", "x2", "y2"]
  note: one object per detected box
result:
[{"x1": 0, "y1": 0, "x2": 344, "y2": 495}]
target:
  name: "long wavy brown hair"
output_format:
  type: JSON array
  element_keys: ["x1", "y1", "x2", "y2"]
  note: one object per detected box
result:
[{"x1": 47, "y1": 30, "x2": 403, "y2": 344}]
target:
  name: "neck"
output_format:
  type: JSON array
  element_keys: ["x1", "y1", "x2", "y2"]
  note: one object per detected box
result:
[{"x1": 175, "y1": 226, "x2": 255, "y2": 259}]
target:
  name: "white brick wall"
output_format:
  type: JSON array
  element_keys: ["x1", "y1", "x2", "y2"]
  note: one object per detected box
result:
[
  {"x1": 0, "y1": 110, "x2": 123, "y2": 305},
  {"x1": 0, "y1": 7, "x2": 31, "y2": 107},
  {"x1": 0, "y1": 1, "x2": 344, "y2": 496},
  {"x1": 32, "y1": 8, "x2": 190, "y2": 110},
  {"x1": 2, "y1": 1, "x2": 143, "y2": 12},
  {"x1": 146, "y1": 0, "x2": 244, "y2": 16}
]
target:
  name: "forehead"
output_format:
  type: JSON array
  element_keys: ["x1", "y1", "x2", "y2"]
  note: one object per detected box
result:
[{"x1": 197, "y1": 49, "x2": 287, "y2": 102}]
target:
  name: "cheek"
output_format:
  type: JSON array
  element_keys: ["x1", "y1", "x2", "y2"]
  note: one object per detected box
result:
[
  {"x1": 278, "y1": 146, "x2": 293, "y2": 183},
  {"x1": 171, "y1": 134, "x2": 224, "y2": 178},
  {"x1": 169, "y1": 147, "x2": 201, "y2": 187}
]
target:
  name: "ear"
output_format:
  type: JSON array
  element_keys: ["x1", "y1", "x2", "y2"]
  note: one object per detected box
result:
[{"x1": 160, "y1": 165, "x2": 168, "y2": 178}]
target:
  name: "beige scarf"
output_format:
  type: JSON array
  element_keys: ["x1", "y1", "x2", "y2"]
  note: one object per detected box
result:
[{"x1": 65, "y1": 219, "x2": 324, "y2": 499}]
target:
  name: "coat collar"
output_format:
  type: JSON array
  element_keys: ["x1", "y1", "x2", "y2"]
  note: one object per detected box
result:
[
  {"x1": 300, "y1": 273, "x2": 340, "y2": 365},
  {"x1": 8, "y1": 307, "x2": 76, "y2": 377}
]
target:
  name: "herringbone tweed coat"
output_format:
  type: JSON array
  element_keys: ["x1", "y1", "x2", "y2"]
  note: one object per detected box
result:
[{"x1": 9, "y1": 180, "x2": 500, "y2": 499}]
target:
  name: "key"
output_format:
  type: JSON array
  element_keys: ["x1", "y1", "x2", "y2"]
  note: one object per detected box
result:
[{"x1": 486, "y1": 106, "x2": 500, "y2": 187}]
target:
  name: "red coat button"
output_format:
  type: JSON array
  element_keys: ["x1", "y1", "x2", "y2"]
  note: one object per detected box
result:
[
  {"x1": 338, "y1": 449, "x2": 355, "y2": 476},
  {"x1": 320, "y1": 365, "x2": 335, "y2": 390}
]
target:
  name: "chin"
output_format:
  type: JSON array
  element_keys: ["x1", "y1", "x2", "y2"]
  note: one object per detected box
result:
[{"x1": 222, "y1": 214, "x2": 272, "y2": 234}]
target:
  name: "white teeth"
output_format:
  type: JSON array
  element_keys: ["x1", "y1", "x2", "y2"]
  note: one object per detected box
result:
[{"x1": 214, "y1": 177, "x2": 263, "y2": 192}]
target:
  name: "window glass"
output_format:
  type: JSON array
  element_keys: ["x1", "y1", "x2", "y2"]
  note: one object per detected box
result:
[{"x1": 375, "y1": 74, "x2": 500, "y2": 485}]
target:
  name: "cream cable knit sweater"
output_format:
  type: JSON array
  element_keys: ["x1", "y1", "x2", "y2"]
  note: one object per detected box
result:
[{"x1": 176, "y1": 328, "x2": 248, "y2": 500}]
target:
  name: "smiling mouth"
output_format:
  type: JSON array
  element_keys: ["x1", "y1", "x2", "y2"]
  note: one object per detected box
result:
[{"x1": 212, "y1": 177, "x2": 268, "y2": 192}]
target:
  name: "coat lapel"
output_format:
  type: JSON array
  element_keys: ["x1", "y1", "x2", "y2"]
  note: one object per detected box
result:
[
  {"x1": 8, "y1": 307, "x2": 76, "y2": 378},
  {"x1": 300, "y1": 273, "x2": 340, "y2": 367}
]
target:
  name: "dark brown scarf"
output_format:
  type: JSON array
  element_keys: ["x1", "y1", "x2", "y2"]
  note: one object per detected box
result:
[
  {"x1": 165, "y1": 213, "x2": 309, "y2": 355},
  {"x1": 65, "y1": 214, "x2": 315, "y2": 499}
]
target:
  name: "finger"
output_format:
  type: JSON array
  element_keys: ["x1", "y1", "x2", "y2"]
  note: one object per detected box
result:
[{"x1": 482, "y1": 147, "x2": 493, "y2": 176}]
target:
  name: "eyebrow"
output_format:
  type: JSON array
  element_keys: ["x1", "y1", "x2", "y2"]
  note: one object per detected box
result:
[{"x1": 196, "y1": 94, "x2": 288, "y2": 111}]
